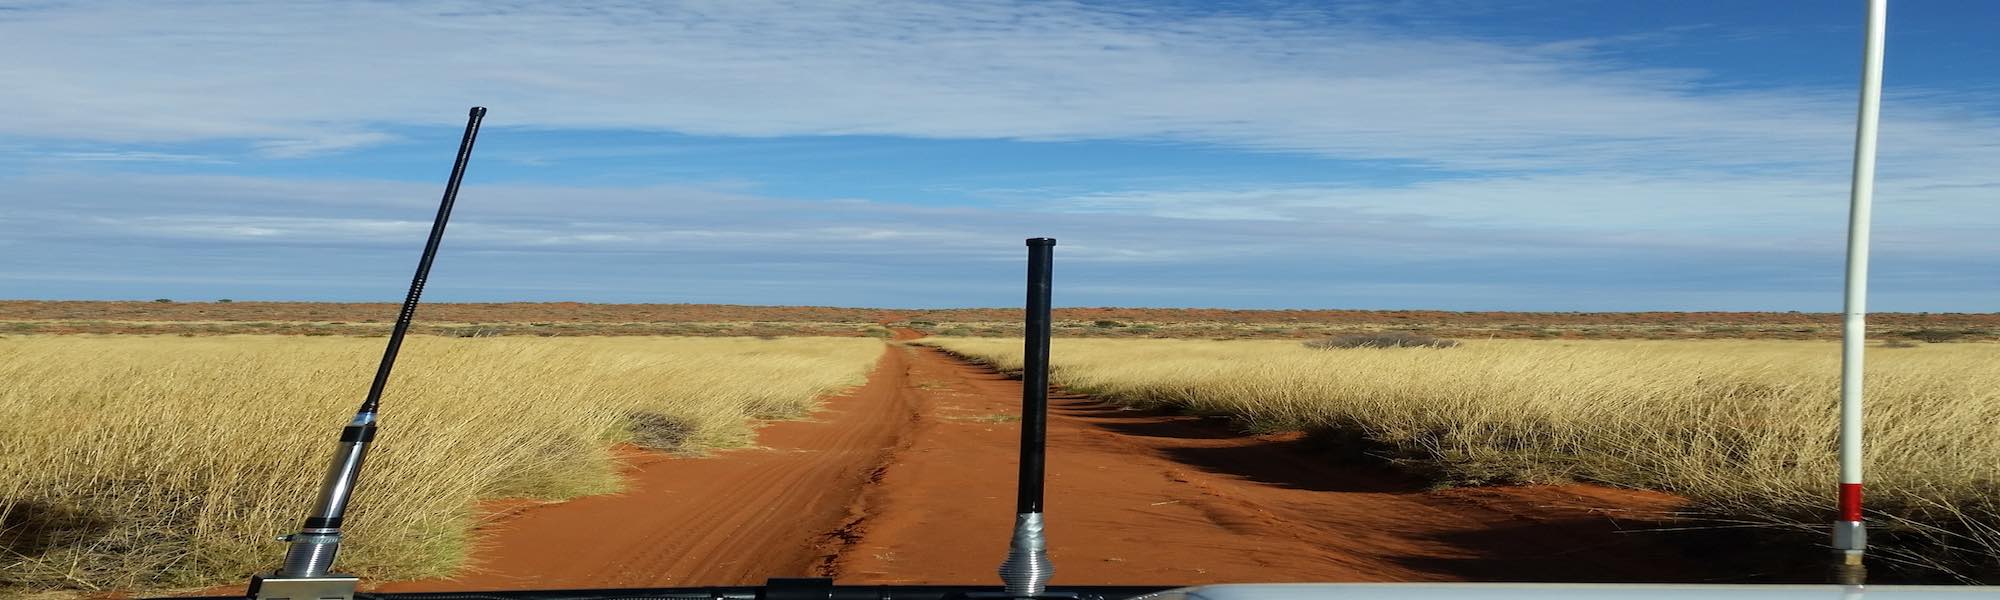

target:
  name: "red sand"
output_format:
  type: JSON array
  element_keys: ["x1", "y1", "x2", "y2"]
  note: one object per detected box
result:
[{"x1": 366, "y1": 331, "x2": 1757, "y2": 591}]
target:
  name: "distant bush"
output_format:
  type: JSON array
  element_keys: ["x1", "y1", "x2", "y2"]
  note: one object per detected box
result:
[
  {"x1": 1904, "y1": 329, "x2": 1968, "y2": 343},
  {"x1": 1303, "y1": 332, "x2": 1460, "y2": 349},
  {"x1": 216, "y1": 299, "x2": 233, "y2": 303},
  {"x1": 442, "y1": 327, "x2": 504, "y2": 338},
  {"x1": 1092, "y1": 320, "x2": 1126, "y2": 328},
  {"x1": 152, "y1": 298, "x2": 173, "y2": 304}
]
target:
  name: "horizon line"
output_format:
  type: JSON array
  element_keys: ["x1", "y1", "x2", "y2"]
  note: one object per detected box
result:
[{"x1": 4, "y1": 299, "x2": 1994, "y2": 317}]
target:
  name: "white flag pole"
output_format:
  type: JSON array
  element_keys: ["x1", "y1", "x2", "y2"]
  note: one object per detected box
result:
[{"x1": 1833, "y1": 0, "x2": 1886, "y2": 582}]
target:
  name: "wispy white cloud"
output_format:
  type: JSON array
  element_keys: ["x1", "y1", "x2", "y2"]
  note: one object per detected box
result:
[
  {"x1": 93, "y1": 215, "x2": 431, "y2": 242},
  {"x1": 44, "y1": 150, "x2": 232, "y2": 164},
  {"x1": 4, "y1": 173, "x2": 1992, "y2": 309},
  {"x1": 1049, "y1": 170, "x2": 1996, "y2": 238},
  {"x1": 252, "y1": 132, "x2": 402, "y2": 158},
  {"x1": 0, "y1": 0, "x2": 1992, "y2": 178}
]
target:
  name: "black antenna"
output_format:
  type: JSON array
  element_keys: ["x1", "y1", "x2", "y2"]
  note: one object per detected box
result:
[
  {"x1": 999, "y1": 237, "x2": 1056, "y2": 597},
  {"x1": 361, "y1": 107, "x2": 486, "y2": 415},
  {"x1": 248, "y1": 107, "x2": 487, "y2": 600}
]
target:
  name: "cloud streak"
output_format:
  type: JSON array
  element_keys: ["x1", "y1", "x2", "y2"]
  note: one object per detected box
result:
[
  {"x1": 1, "y1": 0, "x2": 1993, "y2": 176},
  {"x1": 4, "y1": 173, "x2": 1992, "y2": 310}
]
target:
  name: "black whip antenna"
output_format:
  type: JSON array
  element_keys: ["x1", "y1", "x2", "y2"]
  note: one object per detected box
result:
[
  {"x1": 361, "y1": 107, "x2": 485, "y2": 415},
  {"x1": 998, "y1": 237, "x2": 1056, "y2": 597},
  {"x1": 248, "y1": 107, "x2": 487, "y2": 600}
]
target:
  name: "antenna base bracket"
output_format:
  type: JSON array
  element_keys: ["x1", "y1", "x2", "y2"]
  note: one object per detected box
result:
[
  {"x1": 1831, "y1": 520, "x2": 1866, "y2": 551},
  {"x1": 998, "y1": 513, "x2": 1053, "y2": 597},
  {"x1": 247, "y1": 572, "x2": 358, "y2": 600}
]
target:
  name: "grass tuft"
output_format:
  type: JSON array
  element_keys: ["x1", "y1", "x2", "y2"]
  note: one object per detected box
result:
[{"x1": 1303, "y1": 332, "x2": 1460, "y2": 349}]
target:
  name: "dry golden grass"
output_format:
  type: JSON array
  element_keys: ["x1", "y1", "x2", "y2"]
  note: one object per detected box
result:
[
  {"x1": 0, "y1": 335, "x2": 881, "y2": 593},
  {"x1": 922, "y1": 337, "x2": 2000, "y2": 578}
]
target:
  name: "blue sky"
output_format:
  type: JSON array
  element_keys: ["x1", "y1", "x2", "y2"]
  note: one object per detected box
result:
[{"x1": 2, "y1": 1, "x2": 1995, "y2": 310}]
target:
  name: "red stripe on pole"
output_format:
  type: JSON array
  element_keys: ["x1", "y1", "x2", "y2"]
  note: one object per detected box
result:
[{"x1": 1840, "y1": 483, "x2": 1865, "y2": 522}]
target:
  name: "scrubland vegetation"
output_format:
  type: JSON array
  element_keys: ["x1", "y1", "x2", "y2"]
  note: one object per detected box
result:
[
  {"x1": 0, "y1": 335, "x2": 880, "y2": 592},
  {"x1": 10, "y1": 301, "x2": 1998, "y2": 341},
  {"x1": 922, "y1": 336, "x2": 2000, "y2": 578}
]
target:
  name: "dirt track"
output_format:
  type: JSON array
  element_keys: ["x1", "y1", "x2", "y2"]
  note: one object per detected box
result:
[
  {"x1": 380, "y1": 342, "x2": 919, "y2": 591},
  {"x1": 380, "y1": 333, "x2": 1749, "y2": 591}
]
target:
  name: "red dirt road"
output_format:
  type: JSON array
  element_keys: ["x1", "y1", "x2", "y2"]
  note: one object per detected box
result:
[
  {"x1": 381, "y1": 335, "x2": 1747, "y2": 591},
  {"x1": 830, "y1": 344, "x2": 1722, "y2": 585}
]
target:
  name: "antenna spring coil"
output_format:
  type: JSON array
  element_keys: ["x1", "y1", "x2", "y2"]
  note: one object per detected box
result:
[{"x1": 998, "y1": 513, "x2": 1052, "y2": 597}]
